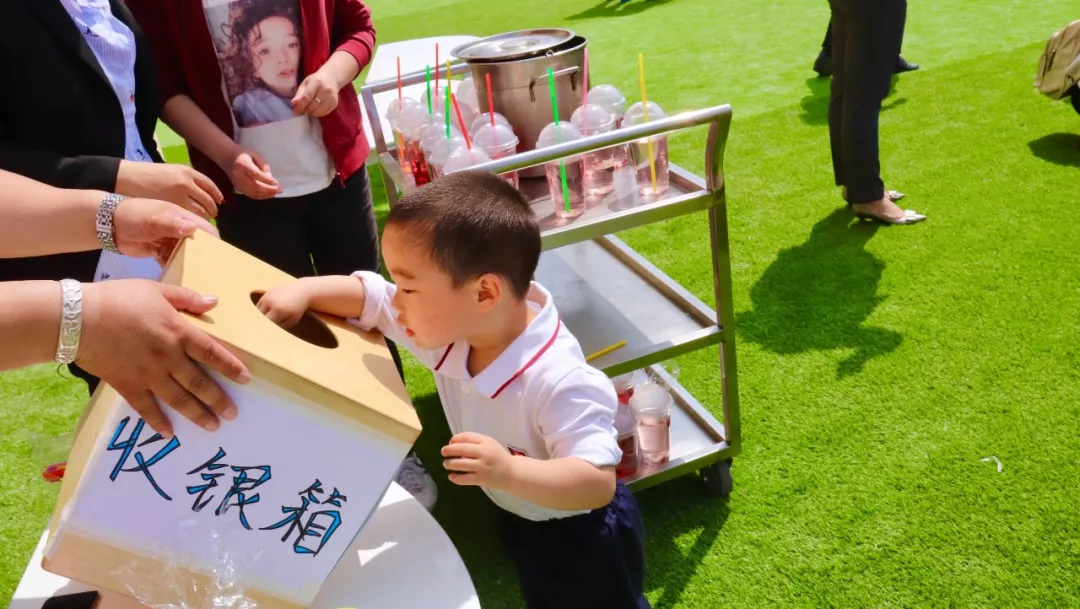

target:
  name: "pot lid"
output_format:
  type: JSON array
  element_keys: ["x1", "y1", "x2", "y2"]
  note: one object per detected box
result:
[{"x1": 451, "y1": 29, "x2": 576, "y2": 62}]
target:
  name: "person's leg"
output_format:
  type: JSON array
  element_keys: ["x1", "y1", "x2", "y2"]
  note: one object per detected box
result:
[
  {"x1": 1070, "y1": 86, "x2": 1080, "y2": 116},
  {"x1": 837, "y1": 0, "x2": 905, "y2": 204},
  {"x1": 215, "y1": 196, "x2": 315, "y2": 279},
  {"x1": 305, "y1": 171, "x2": 381, "y2": 277},
  {"x1": 814, "y1": 16, "x2": 835, "y2": 77},
  {"x1": 894, "y1": 8, "x2": 919, "y2": 73},
  {"x1": 495, "y1": 483, "x2": 650, "y2": 609},
  {"x1": 827, "y1": 1, "x2": 849, "y2": 189}
]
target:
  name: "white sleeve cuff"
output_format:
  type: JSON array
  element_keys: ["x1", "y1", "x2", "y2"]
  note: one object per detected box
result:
[{"x1": 347, "y1": 270, "x2": 392, "y2": 333}]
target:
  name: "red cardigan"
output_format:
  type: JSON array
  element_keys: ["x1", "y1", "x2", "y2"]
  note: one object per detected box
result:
[{"x1": 127, "y1": 0, "x2": 375, "y2": 204}]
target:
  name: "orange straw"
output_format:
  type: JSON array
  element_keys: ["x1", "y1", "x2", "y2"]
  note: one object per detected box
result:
[
  {"x1": 451, "y1": 93, "x2": 471, "y2": 149},
  {"x1": 638, "y1": 53, "x2": 658, "y2": 193},
  {"x1": 396, "y1": 56, "x2": 402, "y2": 104},
  {"x1": 486, "y1": 73, "x2": 495, "y2": 128}
]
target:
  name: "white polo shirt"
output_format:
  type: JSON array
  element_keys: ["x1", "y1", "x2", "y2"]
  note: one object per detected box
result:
[{"x1": 350, "y1": 271, "x2": 622, "y2": 522}]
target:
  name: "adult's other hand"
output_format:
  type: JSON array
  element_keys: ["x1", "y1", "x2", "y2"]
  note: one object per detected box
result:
[
  {"x1": 77, "y1": 279, "x2": 251, "y2": 438},
  {"x1": 113, "y1": 198, "x2": 218, "y2": 265},
  {"x1": 226, "y1": 147, "x2": 280, "y2": 199},
  {"x1": 116, "y1": 161, "x2": 224, "y2": 219}
]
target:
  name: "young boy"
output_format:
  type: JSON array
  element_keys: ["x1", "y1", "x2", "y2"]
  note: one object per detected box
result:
[{"x1": 258, "y1": 171, "x2": 650, "y2": 609}]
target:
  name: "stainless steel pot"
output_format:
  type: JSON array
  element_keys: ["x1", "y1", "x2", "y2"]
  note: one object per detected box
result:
[{"x1": 452, "y1": 30, "x2": 587, "y2": 177}]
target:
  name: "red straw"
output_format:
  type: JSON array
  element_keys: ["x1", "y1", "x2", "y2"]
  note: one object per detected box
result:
[
  {"x1": 435, "y1": 44, "x2": 440, "y2": 101},
  {"x1": 451, "y1": 93, "x2": 471, "y2": 149},
  {"x1": 486, "y1": 73, "x2": 495, "y2": 128},
  {"x1": 583, "y1": 48, "x2": 590, "y2": 107},
  {"x1": 396, "y1": 57, "x2": 402, "y2": 103}
]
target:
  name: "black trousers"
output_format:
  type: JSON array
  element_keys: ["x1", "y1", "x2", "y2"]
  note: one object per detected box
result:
[
  {"x1": 821, "y1": 14, "x2": 906, "y2": 56},
  {"x1": 827, "y1": 0, "x2": 907, "y2": 204},
  {"x1": 217, "y1": 169, "x2": 381, "y2": 279},
  {"x1": 496, "y1": 482, "x2": 650, "y2": 609},
  {"x1": 217, "y1": 169, "x2": 404, "y2": 378}
]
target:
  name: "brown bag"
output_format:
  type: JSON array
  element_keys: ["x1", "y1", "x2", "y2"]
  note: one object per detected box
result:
[{"x1": 1035, "y1": 19, "x2": 1080, "y2": 100}]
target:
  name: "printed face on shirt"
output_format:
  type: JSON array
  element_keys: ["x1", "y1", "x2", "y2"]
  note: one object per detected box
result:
[
  {"x1": 248, "y1": 16, "x2": 301, "y2": 97},
  {"x1": 382, "y1": 224, "x2": 481, "y2": 350}
]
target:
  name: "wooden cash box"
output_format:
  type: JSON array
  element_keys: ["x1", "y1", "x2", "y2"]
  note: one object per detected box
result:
[{"x1": 43, "y1": 230, "x2": 420, "y2": 608}]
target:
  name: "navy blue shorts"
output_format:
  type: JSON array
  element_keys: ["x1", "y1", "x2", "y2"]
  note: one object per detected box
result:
[{"x1": 495, "y1": 481, "x2": 650, "y2": 609}]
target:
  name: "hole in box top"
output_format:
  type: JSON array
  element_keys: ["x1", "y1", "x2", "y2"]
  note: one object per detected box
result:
[{"x1": 250, "y1": 291, "x2": 339, "y2": 350}]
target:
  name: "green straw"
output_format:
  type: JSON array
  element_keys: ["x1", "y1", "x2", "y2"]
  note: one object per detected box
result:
[
  {"x1": 425, "y1": 65, "x2": 432, "y2": 114},
  {"x1": 546, "y1": 67, "x2": 571, "y2": 213},
  {"x1": 445, "y1": 84, "x2": 451, "y2": 138}
]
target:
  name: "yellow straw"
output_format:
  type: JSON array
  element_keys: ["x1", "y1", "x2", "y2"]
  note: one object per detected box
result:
[
  {"x1": 586, "y1": 340, "x2": 627, "y2": 362},
  {"x1": 638, "y1": 53, "x2": 658, "y2": 194}
]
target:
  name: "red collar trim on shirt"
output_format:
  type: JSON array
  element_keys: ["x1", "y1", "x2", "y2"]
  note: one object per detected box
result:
[
  {"x1": 434, "y1": 344, "x2": 455, "y2": 371},
  {"x1": 489, "y1": 315, "x2": 561, "y2": 399}
]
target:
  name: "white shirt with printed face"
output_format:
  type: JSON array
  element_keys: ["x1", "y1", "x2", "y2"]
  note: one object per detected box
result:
[
  {"x1": 202, "y1": 0, "x2": 335, "y2": 198},
  {"x1": 349, "y1": 271, "x2": 623, "y2": 522}
]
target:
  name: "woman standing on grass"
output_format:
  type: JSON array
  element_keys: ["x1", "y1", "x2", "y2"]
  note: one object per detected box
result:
[
  {"x1": 127, "y1": 0, "x2": 438, "y2": 511},
  {"x1": 827, "y1": 0, "x2": 927, "y2": 225},
  {"x1": 127, "y1": 0, "x2": 380, "y2": 280}
]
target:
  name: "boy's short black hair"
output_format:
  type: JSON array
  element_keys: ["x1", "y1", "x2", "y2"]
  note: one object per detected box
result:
[{"x1": 386, "y1": 170, "x2": 540, "y2": 299}]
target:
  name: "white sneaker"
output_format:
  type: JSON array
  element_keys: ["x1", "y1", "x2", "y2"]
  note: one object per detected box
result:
[{"x1": 395, "y1": 453, "x2": 438, "y2": 512}]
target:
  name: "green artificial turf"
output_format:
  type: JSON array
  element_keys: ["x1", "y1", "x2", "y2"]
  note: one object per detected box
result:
[{"x1": 5, "y1": 0, "x2": 1080, "y2": 606}]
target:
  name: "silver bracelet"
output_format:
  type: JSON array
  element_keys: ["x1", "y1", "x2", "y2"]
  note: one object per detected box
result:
[
  {"x1": 96, "y1": 193, "x2": 127, "y2": 254},
  {"x1": 55, "y1": 279, "x2": 83, "y2": 364}
]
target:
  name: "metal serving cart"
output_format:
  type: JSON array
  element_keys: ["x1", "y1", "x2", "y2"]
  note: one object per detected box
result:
[{"x1": 360, "y1": 65, "x2": 740, "y2": 497}]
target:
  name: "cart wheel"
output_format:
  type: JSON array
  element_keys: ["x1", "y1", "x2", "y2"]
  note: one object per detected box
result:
[{"x1": 701, "y1": 459, "x2": 733, "y2": 498}]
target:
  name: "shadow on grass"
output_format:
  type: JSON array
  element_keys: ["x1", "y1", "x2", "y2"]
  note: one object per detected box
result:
[
  {"x1": 738, "y1": 208, "x2": 902, "y2": 378},
  {"x1": 800, "y1": 76, "x2": 905, "y2": 126},
  {"x1": 567, "y1": 0, "x2": 673, "y2": 20},
  {"x1": 1028, "y1": 133, "x2": 1080, "y2": 167},
  {"x1": 637, "y1": 477, "x2": 731, "y2": 609}
]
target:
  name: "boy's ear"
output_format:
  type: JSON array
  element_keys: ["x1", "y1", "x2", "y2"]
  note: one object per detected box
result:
[{"x1": 475, "y1": 273, "x2": 504, "y2": 312}]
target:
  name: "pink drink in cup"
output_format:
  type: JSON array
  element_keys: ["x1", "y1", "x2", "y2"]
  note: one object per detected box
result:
[
  {"x1": 623, "y1": 101, "x2": 671, "y2": 198},
  {"x1": 588, "y1": 84, "x2": 629, "y2": 168},
  {"x1": 611, "y1": 371, "x2": 645, "y2": 478},
  {"x1": 456, "y1": 76, "x2": 480, "y2": 112},
  {"x1": 398, "y1": 105, "x2": 432, "y2": 186},
  {"x1": 474, "y1": 123, "x2": 520, "y2": 188},
  {"x1": 421, "y1": 124, "x2": 463, "y2": 181},
  {"x1": 426, "y1": 135, "x2": 467, "y2": 180},
  {"x1": 571, "y1": 103, "x2": 616, "y2": 199},
  {"x1": 441, "y1": 146, "x2": 493, "y2": 175},
  {"x1": 388, "y1": 97, "x2": 422, "y2": 177},
  {"x1": 629, "y1": 382, "x2": 672, "y2": 466},
  {"x1": 536, "y1": 121, "x2": 586, "y2": 220},
  {"x1": 470, "y1": 112, "x2": 511, "y2": 138}
]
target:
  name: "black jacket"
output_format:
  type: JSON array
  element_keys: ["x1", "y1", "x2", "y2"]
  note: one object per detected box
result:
[{"x1": 0, "y1": 0, "x2": 163, "y2": 283}]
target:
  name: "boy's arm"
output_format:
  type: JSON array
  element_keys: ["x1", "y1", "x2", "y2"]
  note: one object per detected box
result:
[
  {"x1": 443, "y1": 368, "x2": 622, "y2": 511},
  {"x1": 260, "y1": 272, "x2": 446, "y2": 369},
  {"x1": 506, "y1": 454, "x2": 616, "y2": 511}
]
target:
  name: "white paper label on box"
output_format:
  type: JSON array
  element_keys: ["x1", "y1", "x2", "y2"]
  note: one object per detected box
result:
[{"x1": 65, "y1": 373, "x2": 411, "y2": 604}]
